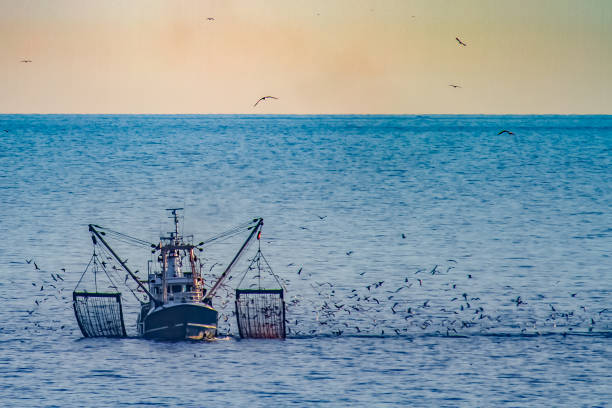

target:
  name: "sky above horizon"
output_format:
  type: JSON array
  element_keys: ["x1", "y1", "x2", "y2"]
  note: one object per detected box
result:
[{"x1": 1, "y1": 0, "x2": 611, "y2": 114}]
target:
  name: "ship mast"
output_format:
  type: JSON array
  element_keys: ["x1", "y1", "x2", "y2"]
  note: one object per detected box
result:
[{"x1": 161, "y1": 208, "x2": 186, "y2": 304}]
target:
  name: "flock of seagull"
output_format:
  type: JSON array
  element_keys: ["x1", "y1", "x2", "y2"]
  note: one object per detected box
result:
[
  {"x1": 23, "y1": 259, "x2": 69, "y2": 332},
  {"x1": 202, "y1": 216, "x2": 607, "y2": 338},
  {"x1": 22, "y1": 224, "x2": 609, "y2": 338}
]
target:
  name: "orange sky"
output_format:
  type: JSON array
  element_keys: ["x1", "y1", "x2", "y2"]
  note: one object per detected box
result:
[{"x1": 1, "y1": 0, "x2": 611, "y2": 113}]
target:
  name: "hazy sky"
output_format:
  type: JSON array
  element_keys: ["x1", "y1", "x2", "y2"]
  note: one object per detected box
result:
[{"x1": 1, "y1": 0, "x2": 611, "y2": 114}]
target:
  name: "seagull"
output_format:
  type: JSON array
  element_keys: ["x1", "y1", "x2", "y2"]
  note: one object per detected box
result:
[
  {"x1": 34, "y1": 262, "x2": 40, "y2": 270},
  {"x1": 20, "y1": 59, "x2": 32, "y2": 63},
  {"x1": 497, "y1": 130, "x2": 515, "y2": 135},
  {"x1": 449, "y1": 84, "x2": 461, "y2": 88},
  {"x1": 253, "y1": 96, "x2": 278, "y2": 107},
  {"x1": 455, "y1": 37, "x2": 467, "y2": 46},
  {"x1": 26, "y1": 259, "x2": 33, "y2": 264}
]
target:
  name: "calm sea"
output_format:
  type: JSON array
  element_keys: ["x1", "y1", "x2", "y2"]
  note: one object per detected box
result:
[{"x1": 0, "y1": 115, "x2": 610, "y2": 407}]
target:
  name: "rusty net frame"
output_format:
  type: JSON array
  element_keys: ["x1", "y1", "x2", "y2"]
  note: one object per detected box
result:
[
  {"x1": 235, "y1": 289, "x2": 286, "y2": 339},
  {"x1": 73, "y1": 292, "x2": 127, "y2": 338},
  {"x1": 234, "y1": 244, "x2": 287, "y2": 339},
  {"x1": 72, "y1": 249, "x2": 129, "y2": 338}
]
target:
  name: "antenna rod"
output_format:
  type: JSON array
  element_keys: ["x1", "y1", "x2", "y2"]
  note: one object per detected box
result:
[
  {"x1": 166, "y1": 208, "x2": 183, "y2": 239},
  {"x1": 204, "y1": 218, "x2": 263, "y2": 301},
  {"x1": 89, "y1": 224, "x2": 161, "y2": 306}
]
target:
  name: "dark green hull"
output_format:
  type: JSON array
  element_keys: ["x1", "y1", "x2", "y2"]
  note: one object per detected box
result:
[{"x1": 142, "y1": 303, "x2": 218, "y2": 340}]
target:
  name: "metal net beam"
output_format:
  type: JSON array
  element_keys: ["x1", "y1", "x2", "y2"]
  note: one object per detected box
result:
[
  {"x1": 73, "y1": 292, "x2": 127, "y2": 338},
  {"x1": 235, "y1": 289, "x2": 286, "y2": 339}
]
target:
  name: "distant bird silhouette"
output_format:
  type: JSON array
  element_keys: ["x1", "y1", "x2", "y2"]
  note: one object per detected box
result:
[
  {"x1": 401, "y1": 233, "x2": 406, "y2": 239},
  {"x1": 497, "y1": 130, "x2": 515, "y2": 135},
  {"x1": 297, "y1": 267, "x2": 303, "y2": 275},
  {"x1": 455, "y1": 37, "x2": 467, "y2": 46},
  {"x1": 449, "y1": 84, "x2": 461, "y2": 88},
  {"x1": 316, "y1": 215, "x2": 327, "y2": 220},
  {"x1": 26, "y1": 259, "x2": 33, "y2": 264},
  {"x1": 346, "y1": 251, "x2": 353, "y2": 256},
  {"x1": 20, "y1": 59, "x2": 32, "y2": 63},
  {"x1": 253, "y1": 96, "x2": 278, "y2": 107},
  {"x1": 34, "y1": 262, "x2": 40, "y2": 270},
  {"x1": 207, "y1": 17, "x2": 215, "y2": 21}
]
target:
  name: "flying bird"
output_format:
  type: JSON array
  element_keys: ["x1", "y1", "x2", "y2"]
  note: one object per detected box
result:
[
  {"x1": 253, "y1": 96, "x2": 278, "y2": 107},
  {"x1": 20, "y1": 59, "x2": 32, "y2": 63},
  {"x1": 449, "y1": 84, "x2": 461, "y2": 88},
  {"x1": 207, "y1": 17, "x2": 215, "y2": 21},
  {"x1": 455, "y1": 37, "x2": 467, "y2": 46},
  {"x1": 497, "y1": 130, "x2": 515, "y2": 135}
]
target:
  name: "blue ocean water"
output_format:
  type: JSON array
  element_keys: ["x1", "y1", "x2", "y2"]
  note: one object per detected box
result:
[{"x1": 0, "y1": 115, "x2": 610, "y2": 407}]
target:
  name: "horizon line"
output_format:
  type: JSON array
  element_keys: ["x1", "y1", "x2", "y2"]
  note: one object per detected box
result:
[{"x1": 1, "y1": 113, "x2": 611, "y2": 116}]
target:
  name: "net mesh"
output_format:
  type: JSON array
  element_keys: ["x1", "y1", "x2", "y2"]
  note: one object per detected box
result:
[
  {"x1": 73, "y1": 292, "x2": 127, "y2": 338},
  {"x1": 235, "y1": 289, "x2": 286, "y2": 339}
]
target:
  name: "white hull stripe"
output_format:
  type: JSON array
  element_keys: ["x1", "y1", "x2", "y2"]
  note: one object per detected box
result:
[{"x1": 145, "y1": 325, "x2": 169, "y2": 333}]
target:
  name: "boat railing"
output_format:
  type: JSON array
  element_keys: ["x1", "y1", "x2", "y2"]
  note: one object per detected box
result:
[{"x1": 168, "y1": 290, "x2": 203, "y2": 303}]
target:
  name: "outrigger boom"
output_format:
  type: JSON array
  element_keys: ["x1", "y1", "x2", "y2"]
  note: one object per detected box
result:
[
  {"x1": 204, "y1": 218, "x2": 263, "y2": 302},
  {"x1": 88, "y1": 224, "x2": 160, "y2": 306}
]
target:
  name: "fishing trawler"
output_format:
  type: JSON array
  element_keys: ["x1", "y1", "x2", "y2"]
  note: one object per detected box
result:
[{"x1": 76, "y1": 209, "x2": 265, "y2": 340}]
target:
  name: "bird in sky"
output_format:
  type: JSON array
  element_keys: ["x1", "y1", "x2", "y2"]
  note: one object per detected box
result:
[
  {"x1": 207, "y1": 17, "x2": 215, "y2": 21},
  {"x1": 455, "y1": 37, "x2": 467, "y2": 46},
  {"x1": 253, "y1": 96, "x2": 278, "y2": 107},
  {"x1": 449, "y1": 84, "x2": 461, "y2": 88},
  {"x1": 20, "y1": 59, "x2": 32, "y2": 63},
  {"x1": 497, "y1": 130, "x2": 515, "y2": 135}
]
